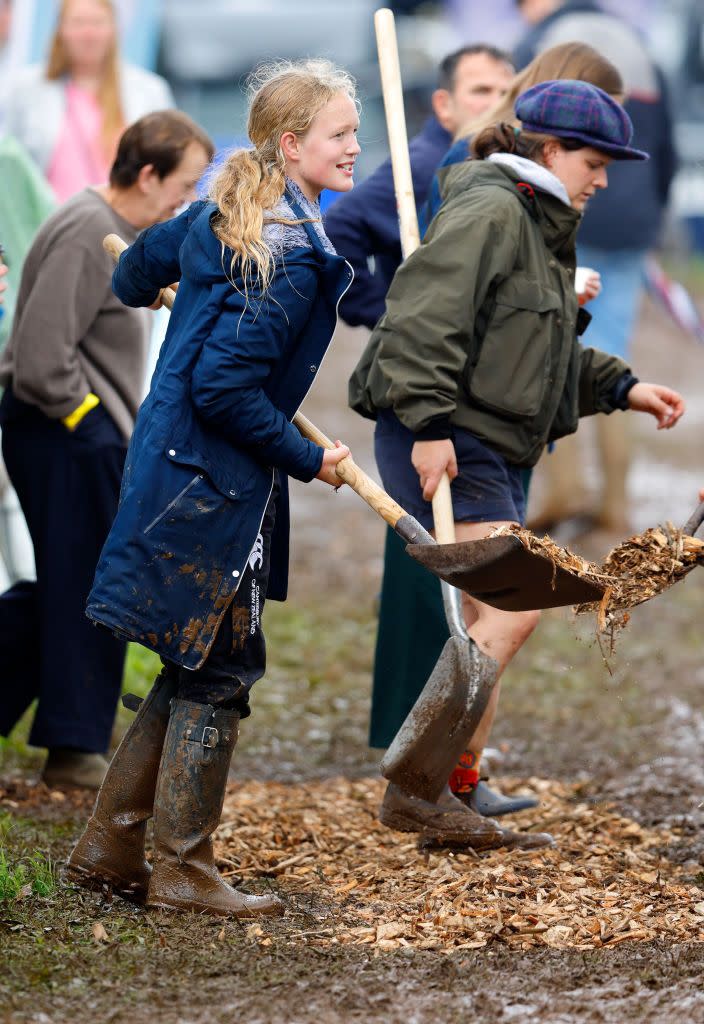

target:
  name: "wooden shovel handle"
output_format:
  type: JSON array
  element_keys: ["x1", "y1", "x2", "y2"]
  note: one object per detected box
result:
[
  {"x1": 431, "y1": 474, "x2": 456, "y2": 545},
  {"x1": 292, "y1": 411, "x2": 410, "y2": 529},
  {"x1": 103, "y1": 234, "x2": 176, "y2": 310},
  {"x1": 374, "y1": 8, "x2": 420, "y2": 259}
]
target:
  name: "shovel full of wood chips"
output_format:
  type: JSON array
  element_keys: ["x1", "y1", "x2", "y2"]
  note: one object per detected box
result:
[{"x1": 491, "y1": 500, "x2": 704, "y2": 637}]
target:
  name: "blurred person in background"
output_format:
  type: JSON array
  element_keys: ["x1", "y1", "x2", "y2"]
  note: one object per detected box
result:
[
  {"x1": 513, "y1": 0, "x2": 677, "y2": 534},
  {"x1": 0, "y1": 111, "x2": 213, "y2": 789},
  {"x1": 422, "y1": 41, "x2": 624, "y2": 231},
  {"x1": 0, "y1": 136, "x2": 55, "y2": 348},
  {"x1": 0, "y1": 0, "x2": 11, "y2": 115},
  {"x1": 3, "y1": 0, "x2": 174, "y2": 203},
  {"x1": 324, "y1": 44, "x2": 513, "y2": 772}
]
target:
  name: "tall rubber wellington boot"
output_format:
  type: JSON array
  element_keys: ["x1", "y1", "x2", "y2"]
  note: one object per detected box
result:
[
  {"x1": 67, "y1": 672, "x2": 177, "y2": 903},
  {"x1": 146, "y1": 699, "x2": 283, "y2": 918},
  {"x1": 379, "y1": 640, "x2": 554, "y2": 851}
]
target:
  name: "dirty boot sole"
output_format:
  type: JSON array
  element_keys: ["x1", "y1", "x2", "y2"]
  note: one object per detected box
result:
[
  {"x1": 146, "y1": 893, "x2": 284, "y2": 918},
  {"x1": 380, "y1": 807, "x2": 503, "y2": 849},
  {"x1": 379, "y1": 783, "x2": 504, "y2": 851},
  {"x1": 64, "y1": 861, "x2": 149, "y2": 904},
  {"x1": 419, "y1": 828, "x2": 556, "y2": 853}
]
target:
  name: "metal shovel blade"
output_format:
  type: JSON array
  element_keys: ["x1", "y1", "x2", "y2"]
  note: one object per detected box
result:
[{"x1": 407, "y1": 534, "x2": 605, "y2": 612}]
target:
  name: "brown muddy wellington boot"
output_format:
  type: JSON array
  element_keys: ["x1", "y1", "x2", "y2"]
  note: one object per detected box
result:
[
  {"x1": 67, "y1": 672, "x2": 176, "y2": 903},
  {"x1": 146, "y1": 699, "x2": 283, "y2": 918},
  {"x1": 381, "y1": 783, "x2": 554, "y2": 851},
  {"x1": 526, "y1": 433, "x2": 590, "y2": 533},
  {"x1": 380, "y1": 782, "x2": 504, "y2": 850},
  {"x1": 379, "y1": 639, "x2": 553, "y2": 850}
]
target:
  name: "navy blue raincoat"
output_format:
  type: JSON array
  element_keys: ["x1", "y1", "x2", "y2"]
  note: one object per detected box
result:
[{"x1": 87, "y1": 195, "x2": 352, "y2": 670}]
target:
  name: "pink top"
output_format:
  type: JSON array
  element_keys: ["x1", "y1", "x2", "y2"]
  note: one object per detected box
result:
[{"x1": 46, "y1": 82, "x2": 112, "y2": 203}]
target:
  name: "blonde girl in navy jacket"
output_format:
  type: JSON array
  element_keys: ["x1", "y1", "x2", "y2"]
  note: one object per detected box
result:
[{"x1": 68, "y1": 60, "x2": 360, "y2": 918}]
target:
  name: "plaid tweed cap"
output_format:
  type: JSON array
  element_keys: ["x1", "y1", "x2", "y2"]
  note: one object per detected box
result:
[{"x1": 515, "y1": 80, "x2": 648, "y2": 161}]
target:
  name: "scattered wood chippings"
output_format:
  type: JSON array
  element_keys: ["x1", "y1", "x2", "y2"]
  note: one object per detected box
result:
[
  {"x1": 492, "y1": 523, "x2": 704, "y2": 637},
  {"x1": 217, "y1": 776, "x2": 704, "y2": 953}
]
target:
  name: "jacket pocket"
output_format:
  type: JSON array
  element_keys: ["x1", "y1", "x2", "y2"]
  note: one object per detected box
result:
[
  {"x1": 467, "y1": 278, "x2": 561, "y2": 419},
  {"x1": 144, "y1": 473, "x2": 205, "y2": 535}
]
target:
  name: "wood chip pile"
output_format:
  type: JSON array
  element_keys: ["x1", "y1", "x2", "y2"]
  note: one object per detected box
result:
[
  {"x1": 217, "y1": 777, "x2": 704, "y2": 952},
  {"x1": 493, "y1": 523, "x2": 704, "y2": 635}
]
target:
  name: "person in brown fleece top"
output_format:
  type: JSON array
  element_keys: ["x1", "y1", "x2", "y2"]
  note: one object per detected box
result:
[{"x1": 0, "y1": 110, "x2": 213, "y2": 788}]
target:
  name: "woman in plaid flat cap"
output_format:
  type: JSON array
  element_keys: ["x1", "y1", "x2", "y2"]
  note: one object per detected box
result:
[{"x1": 350, "y1": 79, "x2": 685, "y2": 849}]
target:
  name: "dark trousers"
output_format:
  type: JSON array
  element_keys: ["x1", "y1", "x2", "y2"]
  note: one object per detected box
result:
[
  {"x1": 369, "y1": 527, "x2": 448, "y2": 748},
  {"x1": 161, "y1": 480, "x2": 277, "y2": 718},
  {"x1": 0, "y1": 391, "x2": 127, "y2": 753}
]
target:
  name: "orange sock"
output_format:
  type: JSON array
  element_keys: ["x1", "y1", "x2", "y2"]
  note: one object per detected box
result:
[{"x1": 449, "y1": 751, "x2": 481, "y2": 794}]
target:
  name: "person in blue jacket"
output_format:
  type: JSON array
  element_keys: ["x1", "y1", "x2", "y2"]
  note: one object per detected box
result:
[{"x1": 67, "y1": 59, "x2": 360, "y2": 919}]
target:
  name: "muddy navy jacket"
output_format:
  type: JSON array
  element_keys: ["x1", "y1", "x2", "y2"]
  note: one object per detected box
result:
[
  {"x1": 87, "y1": 195, "x2": 351, "y2": 670},
  {"x1": 324, "y1": 116, "x2": 452, "y2": 329}
]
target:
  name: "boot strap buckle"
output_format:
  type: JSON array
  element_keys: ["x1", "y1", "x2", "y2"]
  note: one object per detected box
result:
[{"x1": 201, "y1": 726, "x2": 219, "y2": 749}]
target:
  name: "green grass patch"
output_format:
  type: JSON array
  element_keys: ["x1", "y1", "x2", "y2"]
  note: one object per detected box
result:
[{"x1": 0, "y1": 845, "x2": 55, "y2": 902}]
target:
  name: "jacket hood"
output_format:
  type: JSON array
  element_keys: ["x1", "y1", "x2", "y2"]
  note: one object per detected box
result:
[{"x1": 436, "y1": 159, "x2": 581, "y2": 260}]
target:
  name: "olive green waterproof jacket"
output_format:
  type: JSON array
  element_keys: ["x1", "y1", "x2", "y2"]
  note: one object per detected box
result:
[{"x1": 348, "y1": 160, "x2": 631, "y2": 468}]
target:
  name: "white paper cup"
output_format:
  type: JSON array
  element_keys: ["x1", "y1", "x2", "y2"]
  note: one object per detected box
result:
[{"x1": 575, "y1": 266, "x2": 596, "y2": 295}]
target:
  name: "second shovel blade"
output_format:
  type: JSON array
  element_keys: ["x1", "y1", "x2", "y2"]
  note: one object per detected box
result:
[{"x1": 407, "y1": 534, "x2": 605, "y2": 611}]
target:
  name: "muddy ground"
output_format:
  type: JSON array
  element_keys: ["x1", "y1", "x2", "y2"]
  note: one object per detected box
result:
[{"x1": 2, "y1": 292, "x2": 704, "y2": 1023}]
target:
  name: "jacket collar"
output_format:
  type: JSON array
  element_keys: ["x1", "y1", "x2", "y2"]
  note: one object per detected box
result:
[
  {"x1": 439, "y1": 159, "x2": 581, "y2": 259},
  {"x1": 494, "y1": 162, "x2": 580, "y2": 260},
  {"x1": 487, "y1": 153, "x2": 570, "y2": 207},
  {"x1": 282, "y1": 181, "x2": 330, "y2": 257}
]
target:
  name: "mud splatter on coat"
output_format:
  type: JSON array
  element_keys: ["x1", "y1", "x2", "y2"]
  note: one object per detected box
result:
[{"x1": 87, "y1": 188, "x2": 352, "y2": 669}]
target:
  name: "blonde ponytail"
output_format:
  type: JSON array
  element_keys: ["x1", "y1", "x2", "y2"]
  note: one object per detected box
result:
[
  {"x1": 210, "y1": 146, "x2": 287, "y2": 295},
  {"x1": 210, "y1": 59, "x2": 356, "y2": 295}
]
